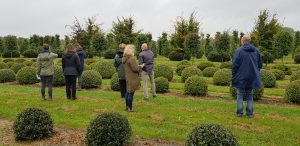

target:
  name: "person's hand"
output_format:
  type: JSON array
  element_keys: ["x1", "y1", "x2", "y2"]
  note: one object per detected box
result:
[{"x1": 139, "y1": 64, "x2": 145, "y2": 68}]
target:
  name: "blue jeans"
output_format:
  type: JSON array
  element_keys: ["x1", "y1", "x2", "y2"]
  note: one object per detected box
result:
[
  {"x1": 236, "y1": 88, "x2": 254, "y2": 117},
  {"x1": 125, "y1": 92, "x2": 134, "y2": 110},
  {"x1": 41, "y1": 76, "x2": 53, "y2": 97}
]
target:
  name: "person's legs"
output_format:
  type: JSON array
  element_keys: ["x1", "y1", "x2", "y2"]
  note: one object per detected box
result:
[
  {"x1": 40, "y1": 76, "x2": 47, "y2": 100},
  {"x1": 71, "y1": 75, "x2": 77, "y2": 99},
  {"x1": 65, "y1": 75, "x2": 71, "y2": 99},
  {"x1": 128, "y1": 92, "x2": 135, "y2": 111},
  {"x1": 125, "y1": 92, "x2": 129, "y2": 110},
  {"x1": 149, "y1": 70, "x2": 157, "y2": 97},
  {"x1": 47, "y1": 76, "x2": 53, "y2": 99},
  {"x1": 141, "y1": 71, "x2": 149, "y2": 99},
  {"x1": 119, "y1": 79, "x2": 126, "y2": 98},
  {"x1": 245, "y1": 88, "x2": 254, "y2": 118},
  {"x1": 77, "y1": 71, "x2": 82, "y2": 90},
  {"x1": 236, "y1": 88, "x2": 245, "y2": 117}
]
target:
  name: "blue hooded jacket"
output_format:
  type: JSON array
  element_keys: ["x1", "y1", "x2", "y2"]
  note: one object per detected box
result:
[
  {"x1": 232, "y1": 43, "x2": 263, "y2": 89},
  {"x1": 77, "y1": 49, "x2": 87, "y2": 72}
]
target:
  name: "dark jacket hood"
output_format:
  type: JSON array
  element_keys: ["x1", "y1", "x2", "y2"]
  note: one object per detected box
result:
[
  {"x1": 242, "y1": 44, "x2": 256, "y2": 52},
  {"x1": 64, "y1": 52, "x2": 76, "y2": 59},
  {"x1": 77, "y1": 49, "x2": 85, "y2": 55},
  {"x1": 117, "y1": 49, "x2": 124, "y2": 56}
]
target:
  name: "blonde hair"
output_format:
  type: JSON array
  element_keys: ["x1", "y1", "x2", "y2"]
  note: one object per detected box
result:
[
  {"x1": 124, "y1": 44, "x2": 135, "y2": 57},
  {"x1": 119, "y1": 43, "x2": 126, "y2": 49},
  {"x1": 241, "y1": 35, "x2": 251, "y2": 45},
  {"x1": 65, "y1": 44, "x2": 77, "y2": 53}
]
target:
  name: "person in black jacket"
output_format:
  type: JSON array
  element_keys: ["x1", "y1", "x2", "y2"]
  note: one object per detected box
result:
[
  {"x1": 114, "y1": 43, "x2": 126, "y2": 98},
  {"x1": 62, "y1": 44, "x2": 81, "y2": 100},
  {"x1": 75, "y1": 43, "x2": 87, "y2": 91}
]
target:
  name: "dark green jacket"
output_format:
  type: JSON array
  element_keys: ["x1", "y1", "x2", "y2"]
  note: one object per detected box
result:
[
  {"x1": 36, "y1": 50, "x2": 58, "y2": 76},
  {"x1": 114, "y1": 49, "x2": 125, "y2": 80}
]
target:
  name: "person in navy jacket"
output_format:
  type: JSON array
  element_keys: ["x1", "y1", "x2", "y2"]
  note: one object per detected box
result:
[{"x1": 232, "y1": 35, "x2": 263, "y2": 118}]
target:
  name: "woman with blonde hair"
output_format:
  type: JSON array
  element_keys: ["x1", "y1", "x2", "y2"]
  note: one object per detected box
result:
[
  {"x1": 62, "y1": 44, "x2": 81, "y2": 100},
  {"x1": 122, "y1": 44, "x2": 143, "y2": 112}
]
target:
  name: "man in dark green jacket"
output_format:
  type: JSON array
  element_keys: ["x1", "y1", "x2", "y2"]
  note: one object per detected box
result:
[{"x1": 114, "y1": 43, "x2": 126, "y2": 98}]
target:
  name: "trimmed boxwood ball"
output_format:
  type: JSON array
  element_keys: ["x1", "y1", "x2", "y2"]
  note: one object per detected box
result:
[
  {"x1": 290, "y1": 70, "x2": 300, "y2": 82},
  {"x1": 294, "y1": 53, "x2": 300, "y2": 64},
  {"x1": 15, "y1": 58, "x2": 26, "y2": 63},
  {"x1": 84, "y1": 64, "x2": 91, "y2": 70},
  {"x1": 285, "y1": 80, "x2": 300, "y2": 103},
  {"x1": 155, "y1": 77, "x2": 169, "y2": 93},
  {"x1": 82, "y1": 70, "x2": 102, "y2": 88},
  {"x1": 23, "y1": 60, "x2": 34, "y2": 66},
  {"x1": 85, "y1": 112, "x2": 132, "y2": 146},
  {"x1": 260, "y1": 70, "x2": 276, "y2": 88},
  {"x1": 111, "y1": 73, "x2": 120, "y2": 91},
  {"x1": 16, "y1": 67, "x2": 39, "y2": 84},
  {"x1": 6, "y1": 61, "x2": 14, "y2": 68},
  {"x1": 270, "y1": 69, "x2": 285, "y2": 80},
  {"x1": 154, "y1": 64, "x2": 173, "y2": 81},
  {"x1": 94, "y1": 60, "x2": 116, "y2": 79},
  {"x1": 272, "y1": 64, "x2": 292, "y2": 75},
  {"x1": 185, "y1": 76, "x2": 208, "y2": 96},
  {"x1": 229, "y1": 86, "x2": 264, "y2": 100},
  {"x1": 3, "y1": 58, "x2": 14, "y2": 63},
  {"x1": 202, "y1": 67, "x2": 219, "y2": 77},
  {"x1": 13, "y1": 108, "x2": 53, "y2": 141},
  {"x1": 52, "y1": 66, "x2": 65, "y2": 86},
  {"x1": 0, "y1": 69, "x2": 16, "y2": 83},
  {"x1": 2, "y1": 50, "x2": 20, "y2": 58},
  {"x1": 31, "y1": 62, "x2": 38, "y2": 68},
  {"x1": 176, "y1": 64, "x2": 191, "y2": 76},
  {"x1": 213, "y1": 69, "x2": 232, "y2": 86},
  {"x1": 169, "y1": 51, "x2": 185, "y2": 61},
  {"x1": 104, "y1": 49, "x2": 116, "y2": 59},
  {"x1": 11, "y1": 63, "x2": 26, "y2": 73},
  {"x1": 177, "y1": 60, "x2": 191, "y2": 67},
  {"x1": 220, "y1": 62, "x2": 232, "y2": 69},
  {"x1": 181, "y1": 66, "x2": 202, "y2": 82},
  {"x1": 22, "y1": 49, "x2": 38, "y2": 58},
  {"x1": 0, "y1": 62, "x2": 9, "y2": 69},
  {"x1": 186, "y1": 123, "x2": 238, "y2": 146},
  {"x1": 197, "y1": 61, "x2": 215, "y2": 71}
]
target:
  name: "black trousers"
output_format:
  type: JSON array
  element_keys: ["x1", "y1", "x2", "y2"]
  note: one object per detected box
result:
[
  {"x1": 65, "y1": 75, "x2": 77, "y2": 99},
  {"x1": 41, "y1": 76, "x2": 53, "y2": 97},
  {"x1": 119, "y1": 79, "x2": 127, "y2": 98}
]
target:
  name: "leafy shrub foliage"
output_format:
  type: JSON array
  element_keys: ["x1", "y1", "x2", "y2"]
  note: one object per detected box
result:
[
  {"x1": 260, "y1": 70, "x2": 276, "y2": 88},
  {"x1": 22, "y1": 49, "x2": 38, "y2": 58},
  {"x1": 285, "y1": 80, "x2": 300, "y2": 103},
  {"x1": 16, "y1": 67, "x2": 39, "y2": 84},
  {"x1": 6, "y1": 61, "x2": 14, "y2": 68},
  {"x1": 202, "y1": 67, "x2": 219, "y2": 77},
  {"x1": 103, "y1": 49, "x2": 116, "y2": 59},
  {"x1": 11, "y1": 63, "x2": 26, "y2": 73},
  {"x1": 213, "y1": 69, "x2": 232, "y2": 86},
  {"x1": 181, "y1": 66, "x2": 202, "y2": 82},
  {"x1": 272, "y1": 64, "x2": 292, "y2": 75},
  {"x1": 111, "y1": 73, "x2": 120, "y2": 91},
  {"x1": 13, "y1": 108, "x2": 53, "y2": 141},
  {"x1": 176, "y1": 64, "x2": 191, "y2": 76},
  {"x1": 52, "y1": 66, "x2": 65, "y2": 86},
  {"x1": 186, "y1": 123, "x2": 238, "y2": 146},
  {"x1": 31, "y1": 62, "x2": 38, "y2": 68},
  {"x1": 207, "y1": 51, "x2": 230, "y2": 62},
  {"x1": 197, "y1": 61, "x2": 215, "y2": 71},
  {"x1": 85, "y1": 112, "x2": 131, "y2": 146},
  {"x1": 0, "y1": 62, "x2": 9, "y2": 69},
  {"x1": 176, "y1": 60, "x2": 191, "y2": 67},
  {"x1": 270, "y1": 69, "x2": 285, "y2": 80},
  {"x1": 220, "y1": 62, "x2": 232, "y2": 69},
  {"x1": 290, "y1": 70, "x2": 300, "y2": 82},
  {"x1": 84, "y1": 64, "x2": 91, "y2": 70},
  {"x1": 184, "y1": 76, "x2": 208, "y2": 96},
  {"x1": 23, "y1": 60, "x2": 34, "y2": 66},
  {"x1": 154, "y1": 64, "x2": 173, "y2": 81},
  {"x1": 3, "y1": 58, "x2": 14, "y2": 63},
  {"x1": 294, "y1": 53, "x2": 300, "y2": 64},
  {"x1": 230, "y1": 86, "x2": 264, "y2": 100},
  {"x1": 15, "y1": 58, "x2": 26, "y2": 63},
  {"x1": 261, "y1": 51, "x2": 274, "y2": 64},
  {"x1": 0, "y1": 69, "x2": 16, "y2": 83},
  {"x1": 2, "y1": 50, "x2": 20, "y2": 58},
  {"x1": 155, "y1": 77, "x2": 169, "y2": 93},
  {"x1": 168, "y1": 51, "x2": 185, "y2": 61},
  {"x1": 94, "y1": 61, "x2": 116, "y2": 79},
  {"x1": 82, "y1": 70, "x2": 102, "y2": 88}
]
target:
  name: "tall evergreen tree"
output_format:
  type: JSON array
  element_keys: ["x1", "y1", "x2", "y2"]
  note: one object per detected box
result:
[
  {"x1": 274, "y1": 29, "x2": 294, "y2": 62},
  {"x1": 293, "y1": 31, "x2": 300, "y2": 56},
  {"x1": 111, "y1": 17, "x2": 140, "y2": 44},
  {"x1": 157, "y1": 32, "x2": 170, "y2": 57}
]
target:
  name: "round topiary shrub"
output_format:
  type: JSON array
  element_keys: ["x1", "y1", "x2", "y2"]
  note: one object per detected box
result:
[
  {"x1": 154, "y1": 64, "x2": 173, "y2": 81},
  {"x1": 177, "y1": 60, "x2": 191, "y2": 67},
  {"x1": 23, "y1": 60, "x2": 34, "y2": 66},
  {"x1": 111, "y1": 73, "x2": 120, "y2": 91},
  {"x1": 294, "y1": 53, "x2": 300, "y2": 64},
  {"x1": 0, "y1": 62, "x2": 9, "y2": 69},
  {"x1": 82, "y1": 70, "x2": 102, "y2": 88},
  {"x1": 6, "y1": 61, "x2": 14, "y2": 68},
  {"x1": 220, "y1": 62, "x2": 232, "y2": 69},
  {"x1": 3, "y1": 58, "x2": 14, "y2": 63},
  {"x1": 197, "y1": 61, "x2": 215, "y2": 71},
  {"x1": 11, "y1": 63, "x2": 26, "y2": 73},
  {"x1": 22, "y1": 49, "x2": 38, "y2": 58},
  {"x1": 85, "y1": 112, "x2": 131, "y2": 146},
  {"x1": 207, "y1": 51, "x2": 230, "y2": 62},
  {"x1": 13, "y1": 108, "x2": 53, "y2": 141},
  {"x1": 94, "y1": 61, "x2": 116, "y2": 79},
  {"x1": 176, "y1": 64, "x2": 191, "y2": 76},
  {"x1": 285, "y1": 80, "x2": 300, "y2": 103},
  {"x1": 15, "y1": 58, "x2": 26, "y2": 63},
  {"x1": 155, "y1": 77, "x2": 169, "y2": 93},
  {"x1": 184, "y1": 76, "x2": 208, "y2": 96},
  {"x1": 169, "y1": 51, "x2": 185, "y2": 61},
  {"x1": 52, "y1": 66, "x2": 65, "y2": 86},
  {"x1": 2, "y1": 50, "x2": 20, "y2": 58},
  {"x1": 31, "y1": 62, "x2": 38, "y2": 68},
  {"x1": 260, "y1": 70, "x2": 276, "y2": 88},
  {"x1": 272, "y1": 64, "x2": 292, "y2": 75},
  {"x1": 85, "y1": 59, "x2": 97, "y2": 65},
  {"x1": 181, "y1": 66, "x2": 202, "y2": 82},
  {"x1": 270, "y1": 69, "x2": 285, "y2": 80},
  {"x1": 16, "y1": 67, "x2": 39, "y2": 84},
  {"x1": 230, "y1": 86, "x2": 264, "y2": 100},
  {"x1": 186, "y1": 123, "x2": 238, "y2": 146},
  {"x1": 0, "y1": 69, "x2": 16, "y2": 83},
  {"x1": 103, "y1": 49, "x2": 116, "y2": 59},
  {"x1": 261, "y1": 51, "x2": 274, "y2": 64},
  {"x1": 290, "y1": 70, "x2": 300, "y2": 82},
  {"x1": 213, "y1": 69, "x2": 232, "y2": 86},
  {"x1": 84, "y1": 64, "x2": 91, "y2": 70},
  {"x1": 202, "y1": 67, "x2": 219, "y2": 77}
]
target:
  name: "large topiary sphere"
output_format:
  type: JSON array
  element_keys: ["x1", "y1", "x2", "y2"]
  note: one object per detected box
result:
[
  {"x1": 270, "y1": 69, "x2": 285, "y2": 80},
  {"x1": 154, "y1": 64, "x2": 173, "y2": 81},
  {"x1": 11, "y1": 63, "x2": 26, "y2": 74},
  {"x1": 16, "y1": 67, "x2": 39, "y2": 84},
  {"x1": 13, "y1": 108, "x2": 53, "y2": 141},
  {"x1": 197, "y1": 61, "x2": 215, "y2": 71},
  {"x1": 176, "y1": 64, "x2": 191, "y2": 76},
  {"x1": 94, "y1": 61, "x2": 116, "y2": 79},
  {"x1": 22, "y1": 49, "x2": 38, "y2": 58},
  {"x1": 0, "y1": 69, "x2": 16, "y2": 83},
  {"x1": 84, "y1": 64, "x2": 91, "y2": 71},
  {"x1": 284, "y1": 80, "x2": 300, "y2": 103},
  {"x1": 111, "y1": 73, "x2": 120, "y2": 91},
  {"x1": 103, "y1": 49, "x2": 116, "y2": 59},
  {"x1": 213, "y1": 69, "x2": 232, "y2": 86},
  {"x1": 22, "y1": 60, "x2": 34, "y2": 66},
  {"x1": 230, "y1": 86, "x2": 264, "y2": 100},
  {"x1": 184, "y1": 76, "x2": 208, "y2": 96},
  {"x1": 272, "y1": 64, "x2": 292, "y2": 75},
  {"x1": 3, "y1": 58, "x2": 14, "y2": 63},
  {"x1": 82, "y1": 70, "x2": 102, "y2": 88},
  {"x1": 0, "y1": 62, "x2": 9, "y2": 69},
  {"x1": 290, "y1": 70, "x2": 300, "y2": 82},
  {"x1": 177, "y1": 60, "x2": 191, "y2": 67},
  {"x1": 85, "y1": 112, "x2": 132, "y2": 146},
  {"x1": 294, "y1": 53, "x2": 300, "y2": 64},
  {"x1": 31, "y1": 62, "x2": 38, "y2": 68},
  {"x1": 220, "y1": 62, "x2": 232, "y2": 69},
  {"x1": 155, "y1": 77, "x2": 169, "y2": 93},
  {"x1": 186, "y1": 123, "x2": 238, "y2": 146},
  {"x1": 6, "y1": 61, "x2": 14, "y2": 68},
  {"x1": 181, "y1": 66, "x2": 202, "y2": 82},
  {"x1": 260, "y1": 70, "x2": 276, "y2": 88},
  {"x1": 169, "y1": 51, "x2": 185, "y2": 61},
  {"x1": 15, "y1": 58, "x2": 26, "y2": 63},
  {"x1": 202, "y1": 67, "x2": 219, "y2": 77},
  {"x1": 52, "y1": 66, "x2": 65, "y2": 86}
]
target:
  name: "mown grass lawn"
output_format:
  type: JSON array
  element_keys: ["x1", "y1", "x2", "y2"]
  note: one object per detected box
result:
[{"x1": 0, "y1": 84, "x2": 300, "y2": 146}]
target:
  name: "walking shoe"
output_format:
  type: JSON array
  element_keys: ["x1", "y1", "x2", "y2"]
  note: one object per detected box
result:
[
  {"x1": 143, "y1": 97, "x2": 149, "y2": 101},
  {"x1": 247, "y1": 115, "x2": 253, "y2": 118},
  {"x1": 48, "y1": 96, "x2": 52, "y2": 100},
  {"x1": 236, "y1": 114, "x2": 243, "y2": 118},
  {"x1": 41, "y1": 96, "x2": 46, "y2": 100}
]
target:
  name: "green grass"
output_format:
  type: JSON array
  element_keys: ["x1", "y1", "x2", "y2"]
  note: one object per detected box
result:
[{"x1": 0, "y1": 84, "x2": 300, "y2": 146}]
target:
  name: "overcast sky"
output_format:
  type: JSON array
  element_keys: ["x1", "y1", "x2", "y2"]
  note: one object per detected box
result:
[{"x1": 0, "y1": 0, "x2": 299, "y2": 39}]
